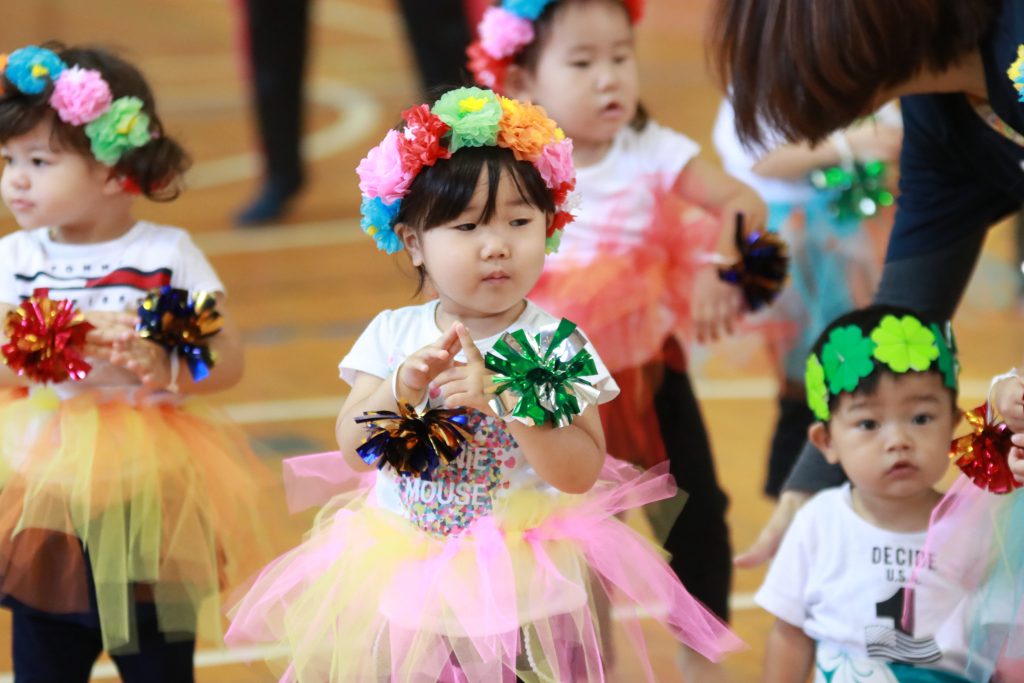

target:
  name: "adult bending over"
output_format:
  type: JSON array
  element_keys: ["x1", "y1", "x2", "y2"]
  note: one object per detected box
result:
[{"x1": 709, "y1": 0, "x2": 1024, "y2": 565}]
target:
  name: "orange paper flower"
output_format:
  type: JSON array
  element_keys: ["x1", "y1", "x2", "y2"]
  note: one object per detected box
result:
[{"x1": 497, "y1": 96, "x2": 558, "y2": 162}]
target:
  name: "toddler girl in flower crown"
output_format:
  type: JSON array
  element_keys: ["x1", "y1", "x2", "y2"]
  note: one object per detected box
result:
[
  {"x1": 225, "y1": 86, "x2": 743, "y2": 682},
  {"x1": 0, "y1": 42, "x2": 286, "y2": 681}
]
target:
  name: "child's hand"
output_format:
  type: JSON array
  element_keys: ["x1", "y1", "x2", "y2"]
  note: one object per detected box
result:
[
  {"x1": 82, "y1": 311, "x2": 137, "y2": 360},
  {"x1": 1010, "y1": 440, "x2": 1024, "y2": 484},
  {"x1": 431, "y1": 323, "x2": 495, "y2": 416},
  {"x1": 993, "y1": 373, "x2": 1024, "y2": 433},
  {"x1": 693, "y1": 265, "x2": 743, "y2": 344},
  {"x1": 109, "y1": 335, "x2": 172, "y2": 390},
  {"x1": 394, "y1": 323, "x2": 461, "y2": 405}
]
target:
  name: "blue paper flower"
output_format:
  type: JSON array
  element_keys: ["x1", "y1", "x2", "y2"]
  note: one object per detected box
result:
[
  {"x1": 360, "y1": 196, "x2": 403, "y2": 254},
  {"x1": 5, "y1": 46, "x2": 66, "y2": 95},
  {"x1": 503, "y1": 0, "x2": 554, "y2": 20}
]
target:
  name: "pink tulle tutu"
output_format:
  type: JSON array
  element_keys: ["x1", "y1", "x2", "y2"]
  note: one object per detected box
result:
[
  {"x1": 226, "y1": 455, "x2": 743, "y2": 682},
  {"x1": 915, "y1": 476, "x2": 1024, "y2": 681}
]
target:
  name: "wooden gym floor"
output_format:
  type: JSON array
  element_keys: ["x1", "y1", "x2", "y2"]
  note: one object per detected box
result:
[{"x1": 1, "y1": 0, "x2": 1021, "y2": 680}]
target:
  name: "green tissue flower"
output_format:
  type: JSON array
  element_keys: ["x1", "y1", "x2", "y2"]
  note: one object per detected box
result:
[
  {"x1": 805, "y1": 354, "x2": 830, "y2": 421},
  {"x1": 930, "y1": 322, "x2": 959, "y2": 390},
  {"x1": 870, "y1": 314, "x2": 939, "y2": 374},
  {"x1": 821, "y1": 325, "x2": 877, "y2": 394},
  {"x1": 431, "y1": 87, "x2": 501, "y2": 153},
  {"x1": 84, "y1": 96, "x2": 151, "y2": 165}
]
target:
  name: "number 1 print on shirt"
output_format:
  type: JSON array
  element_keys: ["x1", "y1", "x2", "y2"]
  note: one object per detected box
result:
[{"x1": 866, "y1": 588, "x2": 941, "y2": 665}]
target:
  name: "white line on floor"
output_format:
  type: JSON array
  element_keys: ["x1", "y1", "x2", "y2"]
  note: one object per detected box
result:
[
  {"x1": 0, "y1": 596, "x2": 761, "y2": 680},
  {"x1": 186, "y1": 77, "x2": 380, "y2": 191},
  {"x1": 222, "y1": 378, "x2": 991, "y2": 425}
]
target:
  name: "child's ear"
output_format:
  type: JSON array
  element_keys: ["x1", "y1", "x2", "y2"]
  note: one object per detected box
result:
[
  {"x1": 808, "y1": 422, "x2": 839, "y2": 465},
  {"x1": 394, "y1": 223, "x2": 424, "y2": 267},
  {"x1": 503, "y1": 65, "x2": 533, "y2": 102}
]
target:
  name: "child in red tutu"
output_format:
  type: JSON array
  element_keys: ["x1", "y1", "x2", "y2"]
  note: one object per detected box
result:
[
  {"x1": 0, "y1": 42, "x2": 285, "y2": 681},
  {"x1": 225, "y1": 86, "x2": 743, "y2": 682},
  {"x1": 467, "y1": 1, "x2": 767, "y2": 678}
]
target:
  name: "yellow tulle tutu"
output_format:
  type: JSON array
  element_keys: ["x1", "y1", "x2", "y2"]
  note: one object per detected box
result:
[
  {"x1": 226, "y1": 457, "x2": 743, "y2": 682},
  {"x1": 0, "y1": 386, "x2": 288, "y2": 653}
]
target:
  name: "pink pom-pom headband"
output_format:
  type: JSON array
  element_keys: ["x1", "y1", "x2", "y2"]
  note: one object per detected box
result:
[{"x1": 467, "y1": 0, "x2": 644, "y2": 92}]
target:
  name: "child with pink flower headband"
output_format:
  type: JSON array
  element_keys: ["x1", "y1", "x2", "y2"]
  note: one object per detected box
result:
[
  {"x1": 225, "y1": 85, "x2": 744, "y2": 682},
  {"x1": 468, "y1": 1, "x2": 768, "y2": 679},
  {"x1": 0, "y1": 42, "x2": 289, "y2": 680}
]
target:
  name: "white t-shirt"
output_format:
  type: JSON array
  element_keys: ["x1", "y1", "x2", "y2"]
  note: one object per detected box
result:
[
  {"x1": 712, "y1": 100, "x2": 816, "y2": 205},
  {"x1": 546, "y1": 121, "x2": 700, "y2": 265},
  {"x1": 757, "y1": 484, "x2": 972, "y2": 681},
  {"x1": 0, "y1": 222, "x2": 224, "y2": 397},
  {"x1": 339, "y1": 299, "x2": 619, "y2": 537}
]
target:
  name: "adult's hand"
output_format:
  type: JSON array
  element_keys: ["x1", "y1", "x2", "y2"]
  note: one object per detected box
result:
[{"x1": 734, "y1": 490, "x2": 810, "y2": 568}]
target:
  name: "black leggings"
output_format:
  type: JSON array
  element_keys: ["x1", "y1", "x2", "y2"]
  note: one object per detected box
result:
[
  {"x1": 11, "y1": 609, "x2": 195, "y2": 683},
  {"x1": 655, "y1": 367, "x2": 733, "y2": 621}
]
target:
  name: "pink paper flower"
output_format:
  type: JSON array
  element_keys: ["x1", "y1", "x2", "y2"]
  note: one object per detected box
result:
[
  {"x1": 49, "y1": 67, "x2": 112, "y2": 126},
  {"x1": 356, "y1": 129, "x2": 414, "y2": 203},
  {"x1": 534, "y1": 138, "x2": 576, "y2": 191},
  {"x1": 479, "y1": 7, "x2": 535, "y2": 59}
]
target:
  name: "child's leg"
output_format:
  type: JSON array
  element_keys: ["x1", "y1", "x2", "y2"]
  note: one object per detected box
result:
[
  {"x1": 110, "y1": 617, "x2": 195, "y2": 683},
  {"x1": 11, "y1": 610, "x2": 103, "y2": 683},
  {"x1": 654, "y1": 364, "x2": 732, "y2": 621},
  {"x1": 654, "y1": 358, "x2": 733, "y2": 681}
]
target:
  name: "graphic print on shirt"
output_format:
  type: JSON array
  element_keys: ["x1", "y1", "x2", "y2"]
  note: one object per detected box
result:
[
  {"x1": 14, "y1": 266, "x2": 172, "y2": 310},
  {"x1": 864, "y1": 545, "x2": 942, "y2": 665},
  {"x1": 397, "y1": 409, "x2": 517, "y2": 537}
]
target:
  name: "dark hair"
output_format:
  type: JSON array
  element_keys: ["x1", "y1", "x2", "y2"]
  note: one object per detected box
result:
[
  {"x1": 810, "y1": 305, "x2": 959, "y2": 420},
  {"x1": 0, "y1": 42, "x2": 191, "y2": 200},
  {"x1": 395, "y1": 145, "x2": 555, "y2": 293},
  {"x1": 708, "y1": 0, "x2": 1000, "y2": 145},
  {"x1": 514, "y1": 0, "x2": 650, "y2": 132}
]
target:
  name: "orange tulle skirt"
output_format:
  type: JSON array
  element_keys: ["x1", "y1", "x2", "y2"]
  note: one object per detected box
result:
[
  {"x1": 531, "y1": 197, "x2": 719, "y2": 469},
  {"x1": 0, "y1": 386, "x2": 289, "y2": 653}
]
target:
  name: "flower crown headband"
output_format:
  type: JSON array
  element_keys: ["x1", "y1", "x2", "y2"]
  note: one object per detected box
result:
[
  {"x1": 0, "y1": 46, "x2": 154, "y2": 167},
  {"x1": 804, "y1": 313, "x2": 959, "y2": 421},
  {"x1": 356, "y1": 86, "x2": 576, "y2": 255},
  {"x1": 468, "y1": 0, "x2": 645, "y2": 92}
]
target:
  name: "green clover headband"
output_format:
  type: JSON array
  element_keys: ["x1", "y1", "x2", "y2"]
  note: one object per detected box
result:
[{"x1": 805, "y1": 313, "x2": 959, "y2": 421}]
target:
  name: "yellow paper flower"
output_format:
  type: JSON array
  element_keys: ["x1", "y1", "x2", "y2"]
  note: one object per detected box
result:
[
  {"x1": 497, "y1": 96, "x2": 558, "y2": 162},
  {"x1": 1009, "y1": 44, "x2": 1024, "y2": 94}
]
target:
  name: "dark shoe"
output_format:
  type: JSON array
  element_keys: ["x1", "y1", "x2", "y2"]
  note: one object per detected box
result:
[{"x1": 234, "y1": 179, "x2": 302, "y2": 226}]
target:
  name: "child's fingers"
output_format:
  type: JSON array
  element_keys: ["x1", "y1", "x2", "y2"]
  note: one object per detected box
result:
[
  {"x1": 433, "y1": 323, "x2": 461, "y2": 352},
  {"x1": 431, "y1": 366, "x2": 465, "y2": 389},
  {"x1": 455, "y1": 323, "x2": 483, "y2": 363}
]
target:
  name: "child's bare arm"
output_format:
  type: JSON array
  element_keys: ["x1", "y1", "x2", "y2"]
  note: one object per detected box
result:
[
  {"x1": 674, "y1": 156, "x2": 767, "y2": 342},
  {"x1": 335, "y1": 324, "x2": 461, "y2": 471},
  {"x1": 752, "y1": 120, "x2": 902, "y2": 180},
  {"x1": 762, "y1": 618, "x2": 814, "y2": 683}
]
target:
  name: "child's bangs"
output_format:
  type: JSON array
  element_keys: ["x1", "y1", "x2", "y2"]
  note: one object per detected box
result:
[
  {"x1": 0, "y1": 97, "x2": 90, "y2": 155},
  {"x1": 396, "y1": 146, "x2": 554, "y2": 231}
]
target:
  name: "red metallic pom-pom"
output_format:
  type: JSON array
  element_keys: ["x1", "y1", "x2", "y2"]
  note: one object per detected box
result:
[
  {"x1": 951, "y1": 403, "x2": 1022, "y2": 495},
  {"x1": 2, "y1": 295, "x2": 94, "y2": 384}
]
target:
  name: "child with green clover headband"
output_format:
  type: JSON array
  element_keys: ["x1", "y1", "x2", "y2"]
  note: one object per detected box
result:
[
  {"x1": 0, "y1": 42, "x2": 289, "y2": 679},
  {"x1": 225, "y1": 86, "x2": 743, "y2": 682},
  {"x1": 756, "y1": 304, "x2": 980, "y2": 683}
]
